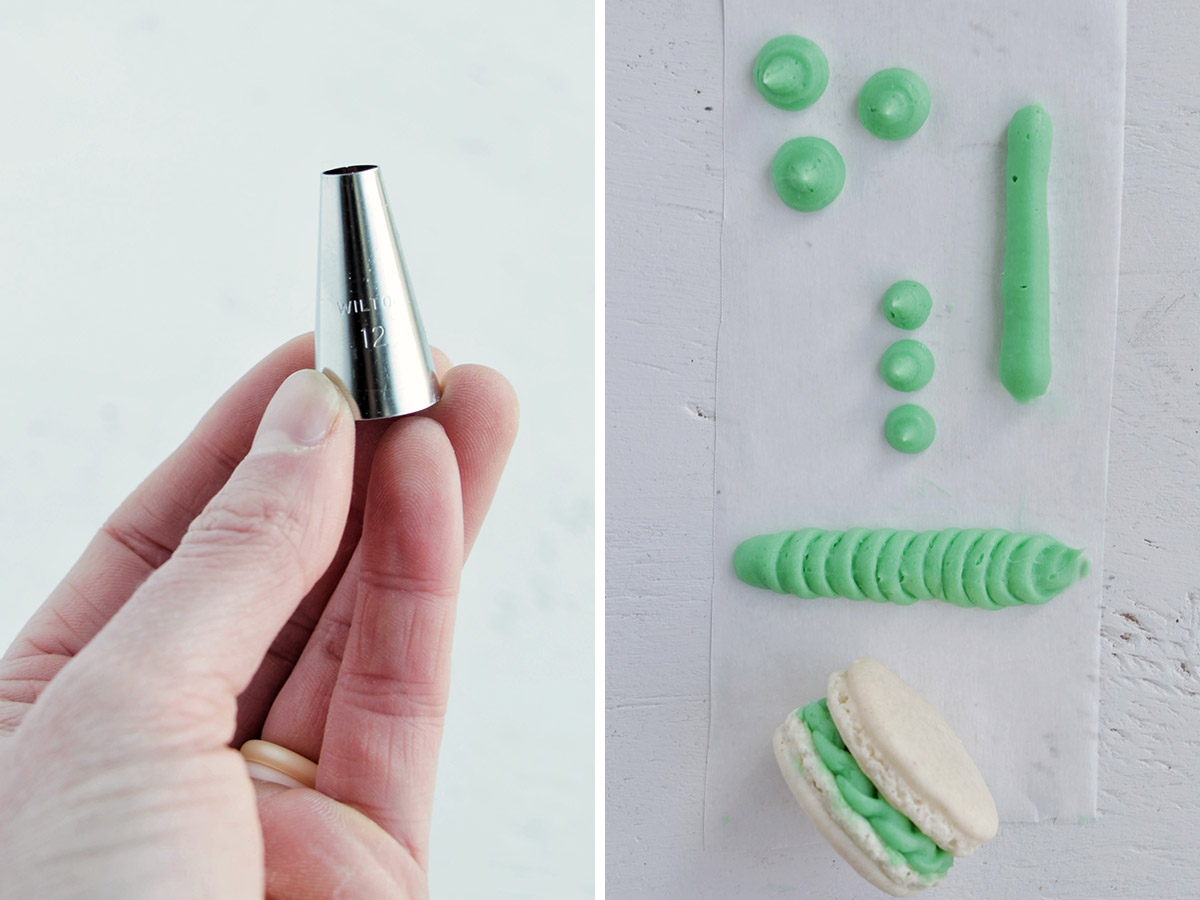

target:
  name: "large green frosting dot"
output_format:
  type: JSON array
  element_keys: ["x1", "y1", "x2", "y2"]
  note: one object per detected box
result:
[
  {"x1": 771, "y1": 137, "x2": 845, "y2": 212},
  {"x1": 858, "y1": 68, "x2": 930, "y2": 140},
  {"x1": 881, "y1": 279, "x2": 932, "y2": 329},
  {"x1": 753, "y1": 35, "x2": 829, "y2": 111},
  {"x1": 885, "y1": 403, "x2": 936, "y2": 454},
  {"x1": 880, "y1": 340, "x2": 934, "y2": 392}
]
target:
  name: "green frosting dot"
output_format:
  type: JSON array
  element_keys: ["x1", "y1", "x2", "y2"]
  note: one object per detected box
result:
[
  {"x1": 881, "y1": 280, "x2": 932, "y2": 330},
  {"x1": 753, "y1": 35, "x2": 829, "y2": 111},
  {"x1": 771, "y1": 137, "x2": 845, "y2": 212},
  {"x1": 858, "y1": 68, "x2": 930, "y2": 140},
  {"x1": 885, "y1": 404, "x2": 935, "y2": 454},
  {"x1": 880, "y1": 340, "x2": 934, "y2": 392}
]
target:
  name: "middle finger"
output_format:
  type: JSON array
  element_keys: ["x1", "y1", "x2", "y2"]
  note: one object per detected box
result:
[{"x1": 232, "y1": 350, "x2": 454, "y2": 744}]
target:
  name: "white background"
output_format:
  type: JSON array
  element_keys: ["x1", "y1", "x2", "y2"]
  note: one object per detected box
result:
[
  {"x1": 0, "y1": 2, "x2": 593, "y2": 897},
  {"x1": 608, "y1": 0, "x2": 1200, "y2": 896}
]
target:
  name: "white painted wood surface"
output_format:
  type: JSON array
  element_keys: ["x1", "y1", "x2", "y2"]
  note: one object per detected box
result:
[{"x1": 606, "y1": 0, "x2": 1200, "y2": 895}]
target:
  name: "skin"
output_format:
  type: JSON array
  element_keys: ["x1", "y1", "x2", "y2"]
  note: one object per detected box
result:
[{"x1": 0, "y1": 333, "x2": 519, "y2": 900}]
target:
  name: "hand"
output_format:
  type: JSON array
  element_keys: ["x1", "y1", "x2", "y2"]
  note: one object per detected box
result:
[{"x1": 0, "y1": 334, "x2": 518, "y2": 900}]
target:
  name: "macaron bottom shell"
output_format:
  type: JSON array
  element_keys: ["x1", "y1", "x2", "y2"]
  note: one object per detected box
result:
[{"x1": 774, "y1": 711, "x2": 944, "y2": 897}]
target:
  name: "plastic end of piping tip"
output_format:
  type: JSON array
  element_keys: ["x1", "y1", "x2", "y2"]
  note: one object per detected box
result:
[{"x1": 315, "y1": 164, "x2": 441, "y2": 420}]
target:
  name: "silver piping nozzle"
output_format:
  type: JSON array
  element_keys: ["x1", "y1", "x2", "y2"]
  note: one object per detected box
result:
[{"x1": 316, "y1": 164, "x2": 441, "y2": 420}]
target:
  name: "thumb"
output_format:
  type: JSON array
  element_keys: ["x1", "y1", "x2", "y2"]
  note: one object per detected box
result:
[{"x1": 47, "y1": 370, "x2": 355, "y2": 741}]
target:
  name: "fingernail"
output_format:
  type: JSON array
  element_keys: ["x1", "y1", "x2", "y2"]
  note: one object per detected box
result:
[{"x1": 252, "y1": 370, "x2": 344, "y2": 453}]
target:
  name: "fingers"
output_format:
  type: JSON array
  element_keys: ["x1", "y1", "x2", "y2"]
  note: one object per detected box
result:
[
  {"x1": 421, "y1": 364, "x2": 519, "y2": 556},
  {"x1": 0, "y1": 334, "x2": 314, "y2": 684},
  {"x1": 259, "y1": 364, "x2": 517, "y2": 759},
  {"x1": 256, "y1": 785, "x2": 425, "y2": 899},
  {"x1": 0, "y1": 336, "x2": 450, "y2": 737},
  {"x1": 228, "y1": 349, "x2": 471, "y2": 746},
  {"x1": 27, "y1": 371, "x2": 355, "y2": 746},
  {"x1": 230, "y1": 414, "x2": 392, "y2": 745},
  {"x1": 431, "y1": 346, "x2": 453, "y2": 380},
  {"x1": 1, "y1": 338, "x2": 451, "y2": 678},
  {"x1": 315, "y1": 416, "x2": 463, "y2": 864}
]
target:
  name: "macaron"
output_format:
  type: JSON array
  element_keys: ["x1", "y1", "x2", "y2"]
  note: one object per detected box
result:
[{"x1": 773, "y1": 658, "x2": 998, "y2": 896}]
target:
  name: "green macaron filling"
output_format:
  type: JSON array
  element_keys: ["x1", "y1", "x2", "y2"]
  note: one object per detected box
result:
[{"x1": 800, "y1": 699, "x2": 953, "y2": 876}]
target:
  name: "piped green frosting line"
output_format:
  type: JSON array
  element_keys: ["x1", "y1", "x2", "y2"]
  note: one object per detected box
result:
[
  {"x1": 1000, "y1": 104, "x2": 1053, "y2": 402},
  {"x1": 801, "y1": 699, "x2": 953, "y2": 875},
  {"x1": 734, "y1": 527, "x2": 1088, "y2": 609}
]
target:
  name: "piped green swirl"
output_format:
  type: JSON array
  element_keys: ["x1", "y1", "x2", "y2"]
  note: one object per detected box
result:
[
  {"x1": 770, "y1": 137, "x2": 845, "y2": 212},
  {"x1": 753, "y1": 35, "x2": 829, "y2": 111},
  {"x1": 735, "y1": 527, "x2": 1088, "y2": 608},
  {"x1": 858, "y1": 68, "x2": 931, "y2": 140},
  {"x1": 801, "y1": 699, "x2": 953, "y2": 876}
]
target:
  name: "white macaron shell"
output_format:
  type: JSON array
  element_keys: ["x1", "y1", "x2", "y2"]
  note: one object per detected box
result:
[
  {"x1": 827, "y1": 658, "x2": 999, "y2": 856},
  {"x1": 774, "y1": 710, "x2": 944, "y2": 896}
]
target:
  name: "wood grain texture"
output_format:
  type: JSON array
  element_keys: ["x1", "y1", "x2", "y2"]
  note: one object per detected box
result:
[{"x1": 605, "y1": 0, "x2": 1200, "y2": 895}]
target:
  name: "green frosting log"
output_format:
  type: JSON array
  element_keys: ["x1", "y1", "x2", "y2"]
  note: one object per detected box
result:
[
  {"x1": 801, "y1": 699, "x2": 953, "y2": 876},
  {"x1": 734, "y1": 527, "x2": 1089, "y2": 609},
  {"x1": 999, "y1": 104, "x2": 1053, "y2": 403}
]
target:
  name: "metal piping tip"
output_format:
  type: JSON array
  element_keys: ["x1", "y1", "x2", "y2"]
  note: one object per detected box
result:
[{"x1": 316, "y1": 164, "x2": 441, "y2": 420}]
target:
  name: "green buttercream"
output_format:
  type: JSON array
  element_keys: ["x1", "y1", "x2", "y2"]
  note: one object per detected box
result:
[
  {"x1": 999, "y1": 104, "x2": 1053, "y2": 402},
  {"x1": 961, "y1": 529, "x2": 1008, "y2": 610},
  {"x1": 801, "y1": 699, "x2": 953, "y2": 876},
  {"x1": 876, "y1": 530, "x2": 918, "y2": 605},
  {"x1": 858, "y1": 68, "x2": 930, "y2": 140},
  {"x1": 802, "y1": 529, "x2": 841, "y2": 597},
  {"x1": 881, "y1": 280, "x2": 932, "y2": 330},
  {"x1": 880, "y1": 340, "x2": 934, "y2": 392},
  {"x1": 777, "y1": 528, "x2": 823, "y2": 598},
  {"x1": 827, "y1": 527, "x2": 872, "y2": 601},
  {"x1": 898, "y1": 530, "x2": 937, "y2": 601},
  {"x1": 941, "y1": 528, "x2": 985, "y2": 608},
  {"x1": 753, "y1": 35, "x2": 829, "y2": 111},
  {"x1": 885, "y1": 403, "x2": 936, "y2": 454},
  {"x1": 733, "y1": 527, "x2": 1089, "y2": 609},
  {"x1": 923, "y1": 528, "x2": 957, "y2": 600},
  {"x1": 854, "y1": 528, "x2": 895, "y2": 602},
  {"x1": 771, "y1": 137, "x2": 845, "y2": 212}
]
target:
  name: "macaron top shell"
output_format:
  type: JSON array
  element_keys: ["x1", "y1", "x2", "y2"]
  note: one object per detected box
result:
[{"x1": 827, "y1": 658, "x2": 998, "y2": 856}]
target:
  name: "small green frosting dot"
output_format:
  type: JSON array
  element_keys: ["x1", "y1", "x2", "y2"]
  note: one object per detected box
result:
[
  {"x1": 858, "y1": 68, "x2": 930, "y2": 140},
  {"x1": 881, "y1": 280, "x2": 932, "y2": 329},
  {"x1": 880, "y1": 340, "x2": 934, "y2": 392},
  {"x1": 771, "y1": 137, "x2": 845, "y2": 212},
  {"x1": 885, "y1": 404, "x2": 936, "y2": 454},
  {"x1": 753, "y1": 35, "x2": 830, "y2": 111}
]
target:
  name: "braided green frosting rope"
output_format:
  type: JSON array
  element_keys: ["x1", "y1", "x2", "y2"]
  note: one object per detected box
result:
[
  {"x1": 801, "y1": 699, "x2": 953, "y2": 876},
  {"x1": 735, "y1": 527, "x2": 1088, "y2": 609}
]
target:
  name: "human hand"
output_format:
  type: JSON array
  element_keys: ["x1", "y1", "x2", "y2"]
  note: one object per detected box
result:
[{"x1": 0, "y1": 334, "x2": 518, "y2": 899}]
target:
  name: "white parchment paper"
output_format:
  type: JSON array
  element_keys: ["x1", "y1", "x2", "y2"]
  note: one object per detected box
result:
[{"x1": 708, "y1": 0, "x2": 1126, "y2": 848}]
